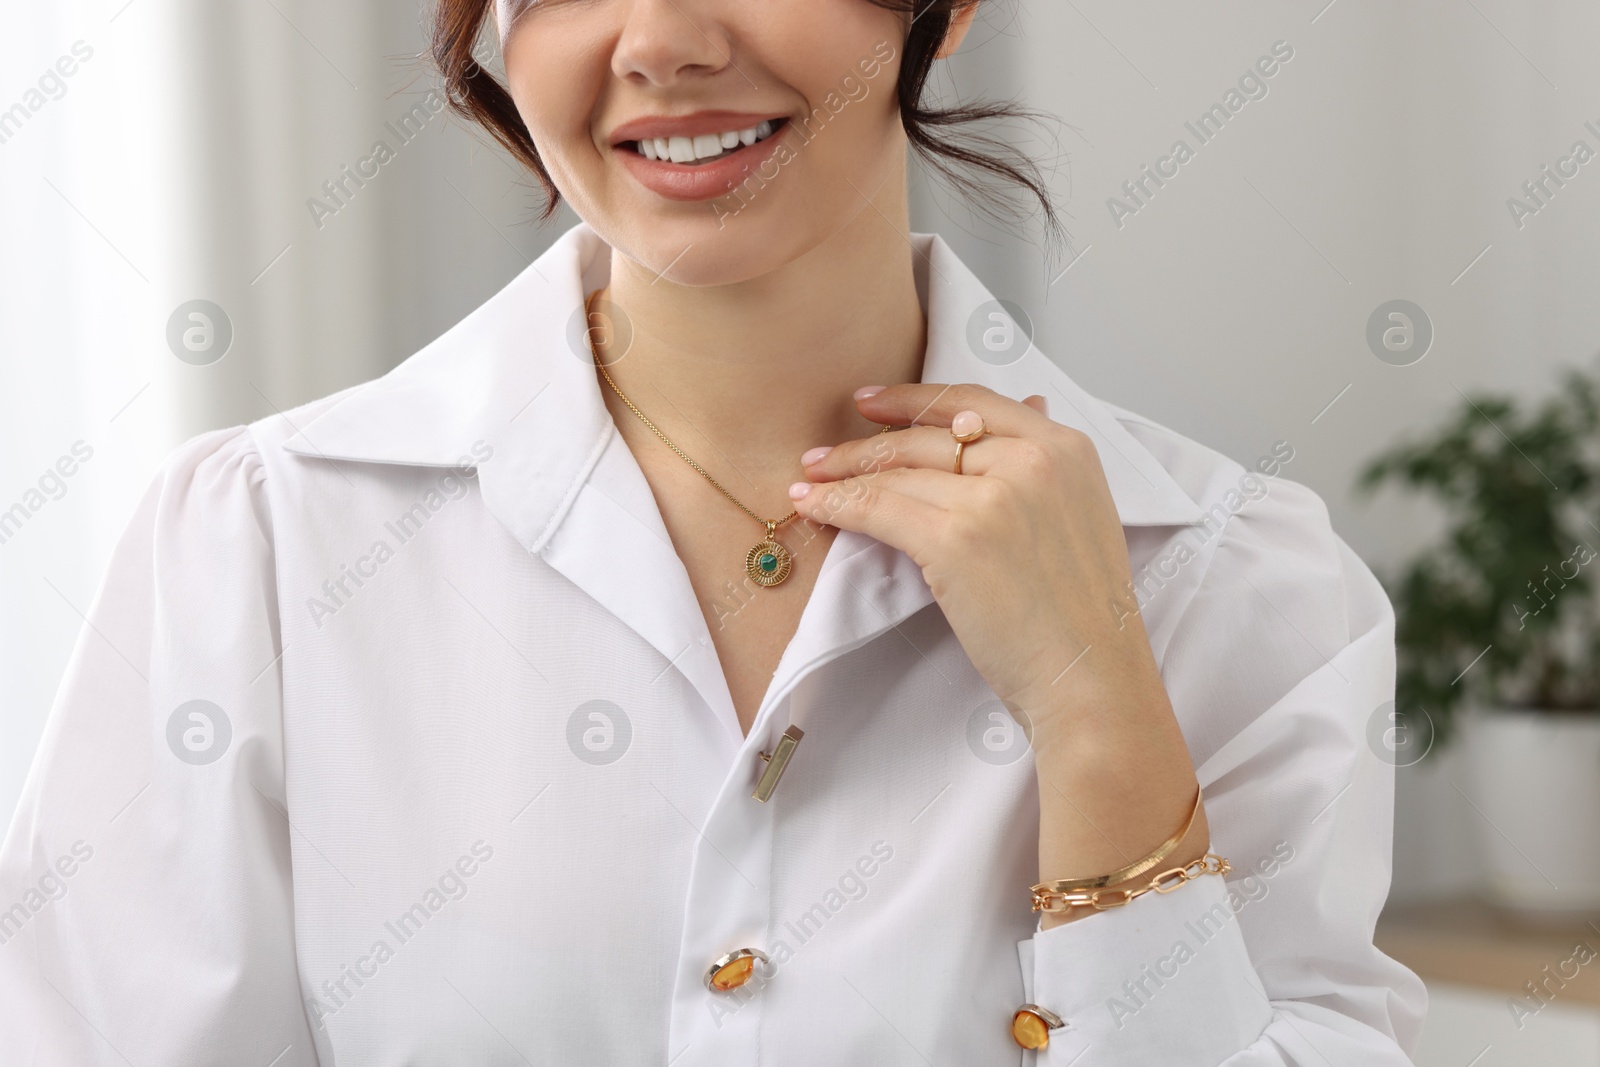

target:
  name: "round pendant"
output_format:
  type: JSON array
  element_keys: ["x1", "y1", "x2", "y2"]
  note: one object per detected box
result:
[{"x1": 745, "y1": 539, "x2": 793, "y2": 587}]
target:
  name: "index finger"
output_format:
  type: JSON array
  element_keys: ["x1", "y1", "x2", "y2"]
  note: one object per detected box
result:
[{"x1": 856, "y1": 382, "x2": 1054, "y2": 437}]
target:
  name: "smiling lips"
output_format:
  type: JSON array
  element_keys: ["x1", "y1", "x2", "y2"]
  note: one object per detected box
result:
[
  {"x1": 635, "y1": 120, "x2": 778, "y2": 164},
  {"x1": 611, "y1": 112, "x2": 790, "y2": 202}
]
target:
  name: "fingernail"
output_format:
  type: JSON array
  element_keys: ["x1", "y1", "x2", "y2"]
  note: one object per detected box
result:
[
  {"x1": 788, "y1": 481, "x2": 812, "y2": 500},
  {"x1": 854, "y1": 386, "x2": 885, "y2": 401},
  {"x1": 800, "y1": 446, "x2": 832, "y2": 466}
]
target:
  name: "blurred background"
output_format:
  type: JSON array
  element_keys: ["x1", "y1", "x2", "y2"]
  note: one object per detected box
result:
[{"x1": 4, "y1": 1, "x2": 1599, "y2": 1062}]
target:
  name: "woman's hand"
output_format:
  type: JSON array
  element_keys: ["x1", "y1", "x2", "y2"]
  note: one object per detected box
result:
[
  {"x1": 788, "y1": 382, "x2": 1209, "y2": 927},
  {"x1": 791, "y1": 382, "x2": 1156, "y2": 729}
]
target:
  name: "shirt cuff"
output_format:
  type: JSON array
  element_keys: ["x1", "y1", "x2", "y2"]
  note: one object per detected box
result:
[{"x1": 1017, "y1": 872, "x2": 1273, "y2": 1064}]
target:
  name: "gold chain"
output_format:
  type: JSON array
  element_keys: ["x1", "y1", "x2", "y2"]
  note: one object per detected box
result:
[
  {"x1": 1031, "y1": 853, "x2": 1231, "y2": 913},
  {"x1": 583, "y1": 288, "x2": 896, "y2": 535},
  {"x1": 585, "y1": 289, "x2": 797, "y2": 533}
]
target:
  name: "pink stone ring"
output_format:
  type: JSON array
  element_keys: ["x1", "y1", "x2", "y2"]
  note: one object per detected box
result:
[
  {"x1": 951, "y1": 409, "x2": 987, "y2": 443},
  {"x1": 950, "y1": 410, "x2": 987, "y2": 475}
]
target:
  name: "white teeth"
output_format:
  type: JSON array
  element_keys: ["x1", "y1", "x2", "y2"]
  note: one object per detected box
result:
[{"x1": 639, "y1": 122, "x2": 780, "y2": 162}]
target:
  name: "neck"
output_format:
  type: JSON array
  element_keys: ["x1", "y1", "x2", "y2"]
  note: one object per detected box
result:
[{"x1": 594, "y1": 185, "x2": 927, "y2": 505}]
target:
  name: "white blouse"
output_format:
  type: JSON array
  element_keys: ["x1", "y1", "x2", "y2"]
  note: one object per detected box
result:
[{"x1": 0, "y1": 221, "x2": 1425, "y2": 1065}]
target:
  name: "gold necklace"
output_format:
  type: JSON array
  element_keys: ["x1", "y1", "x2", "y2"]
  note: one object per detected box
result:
[
  {"x1": 583, "y1": 290, "x2": 898, "y2": 588},
  {"x1": 584, "y1": 289, "x2": 800, "y2": 588}
]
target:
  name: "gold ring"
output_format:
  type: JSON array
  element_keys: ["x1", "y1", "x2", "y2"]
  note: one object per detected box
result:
[{"x1": 950, "y1": 410, "x2": 986, "y2": 474}]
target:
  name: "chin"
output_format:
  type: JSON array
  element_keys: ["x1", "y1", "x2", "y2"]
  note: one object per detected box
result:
[
  {"x1": 572, "y1": 152, "x2": 903, "y2": 288},
  {"x1": 606, "y1": 219, "x2": 817, "y2": 288}
]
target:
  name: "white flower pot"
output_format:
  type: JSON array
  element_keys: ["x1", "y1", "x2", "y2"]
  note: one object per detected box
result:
[{"x1": 1459, "y1": 706, "x2": 1600, "y2": 922}]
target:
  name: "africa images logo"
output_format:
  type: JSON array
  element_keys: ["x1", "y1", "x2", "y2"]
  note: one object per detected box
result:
[{"x1": 1106, "y1": 40, "x2": 1295, "y2": 229}]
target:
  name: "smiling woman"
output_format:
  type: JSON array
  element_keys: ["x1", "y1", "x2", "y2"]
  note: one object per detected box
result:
[
  {"x1": 0, "y1": 1, "x2": 1425, "y2": 1065},
  {"x1": 434, "y1": 0, "x2": 1057, "y2": 252}
]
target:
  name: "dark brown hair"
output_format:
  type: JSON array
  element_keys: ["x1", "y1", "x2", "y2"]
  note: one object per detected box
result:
[{"x1": 429, "y1": 0, "x2": 1061, "y2": 244}]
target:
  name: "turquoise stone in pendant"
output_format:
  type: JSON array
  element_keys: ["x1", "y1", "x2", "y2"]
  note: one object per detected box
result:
[{"x1": 758, "y1": 553, "x2": 778, "y2": 573}]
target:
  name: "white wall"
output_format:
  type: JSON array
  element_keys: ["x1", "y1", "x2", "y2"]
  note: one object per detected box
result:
[{"x1": 921, "y1": 0, "x2": 1600, "y2": 902}]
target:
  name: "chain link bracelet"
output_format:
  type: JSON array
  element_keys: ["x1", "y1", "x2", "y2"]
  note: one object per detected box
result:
[{"x1": 1031, "y1": 852, "x2": 1231, "y2": 913}]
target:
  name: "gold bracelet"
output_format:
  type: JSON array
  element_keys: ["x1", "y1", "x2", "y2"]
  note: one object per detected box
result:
[
  {"x1": 1031, "y1": 784, "x2": 1204, "y2": 897},
  {"x1": 1031, "y1": 853, "x2": 1231, "y2": 913}
]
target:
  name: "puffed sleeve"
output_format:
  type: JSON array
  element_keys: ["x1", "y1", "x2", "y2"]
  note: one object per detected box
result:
[
  {"x1": 0, "y1": 426, "x2": 319, "y2": 1065},
  {"x1": 1018, "y1": 474, "x2": 1428, "y2": 1064}
]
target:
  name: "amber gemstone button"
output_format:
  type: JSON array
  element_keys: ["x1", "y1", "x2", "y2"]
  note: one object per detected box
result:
[
  {"x1": 711, "y1": 956, "x2": 754, "y2": 991},
  {"x1": 705, "y1": 948, "x2": 769, "y2": 992},
  {"x1": 1010, "y1": 1004, "x2": 1064, "y2": 1049}
]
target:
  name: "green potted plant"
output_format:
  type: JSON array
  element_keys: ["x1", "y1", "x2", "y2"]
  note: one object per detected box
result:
[{"x1": 1358, "y1": 360, "x2": 1600, "y2": 919}]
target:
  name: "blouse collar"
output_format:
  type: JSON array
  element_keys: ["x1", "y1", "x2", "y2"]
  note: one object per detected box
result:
[
  {"x1": 280, "y1": 221, "x2": 1207, "y2": 742},
  {"x1": 281, "y1": 220, "x2": 1205, "y2": 555}
]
